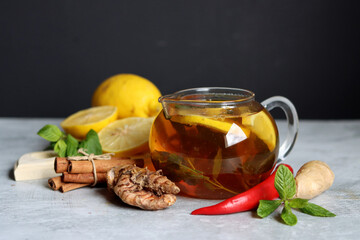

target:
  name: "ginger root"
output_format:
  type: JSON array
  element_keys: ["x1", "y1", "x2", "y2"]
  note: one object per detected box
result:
[
  {"x1": 107, "y1": 165, "x2": 180, "y2": 210},
  {"x1": 294, "y1": 160, "x2": 335, "y2": 199}
]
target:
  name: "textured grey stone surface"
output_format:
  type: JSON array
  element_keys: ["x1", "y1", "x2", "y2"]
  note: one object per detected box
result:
[{"x1": 0, "y1": 118, "x2": 359, "y2": 239}]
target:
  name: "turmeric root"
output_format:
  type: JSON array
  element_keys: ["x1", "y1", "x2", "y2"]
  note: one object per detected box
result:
[
  {"x1": 294, "y1": 160, "x2": 335, "y2": 199},
  {"x1": 107, "y1": 165, "x2": 180, "y2": 210}
]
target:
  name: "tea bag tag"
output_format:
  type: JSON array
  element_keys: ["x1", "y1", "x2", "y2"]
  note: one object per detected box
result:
[{"x1": 225, "y1": 123, "x2": 248, "y2": 148}]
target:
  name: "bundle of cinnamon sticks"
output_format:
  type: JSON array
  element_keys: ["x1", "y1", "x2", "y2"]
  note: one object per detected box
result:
[{"x1": 48, "y1": 157, "x2": 144, "y2": 193}]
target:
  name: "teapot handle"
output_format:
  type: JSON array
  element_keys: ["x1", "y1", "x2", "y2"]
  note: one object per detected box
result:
[{"x1": 261, "y1": 96, "x2": 299, "y2": 163}]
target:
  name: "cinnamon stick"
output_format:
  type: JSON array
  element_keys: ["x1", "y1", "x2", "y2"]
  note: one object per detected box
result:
[
  {"x1": 55, "y1": 157, "x2": 144, "y2": 173},
  {"x1": 48, "y1": 176, "x2": 64, "y2": 190},
  {"x1": 62, "y1": 172, "x2": 107, "y2": 184},
  {"x1": 68, "y1": 158, "x2": 144, "y2": 173},
  {"x1": 60, "y1": 183, "x2": 90, "y2": 193},
  {"x1": 48, "y1": 176, "x2": 90, "y2": 192},
  {"x1": 55, "y1": 158, "x2": 69, "y2": 173}
]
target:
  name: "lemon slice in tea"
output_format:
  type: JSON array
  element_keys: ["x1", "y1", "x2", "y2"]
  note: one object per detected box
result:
[
  {"x1": 60, "y1": 106, "x2": 118, "y2": 139},
  {"x1": 98, "y1": 117, "x2": 154, "y2": 157},
  {"x1": 170, "y1": 115, "x2": 250, "y2": 137},
  {"x1": 242, "y1": 110, "x2": 277, "y2": 151}
]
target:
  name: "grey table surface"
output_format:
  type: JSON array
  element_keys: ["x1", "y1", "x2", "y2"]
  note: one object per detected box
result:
[{"x1": 0, "y1": 118, "x2": 359, "y2": 240}]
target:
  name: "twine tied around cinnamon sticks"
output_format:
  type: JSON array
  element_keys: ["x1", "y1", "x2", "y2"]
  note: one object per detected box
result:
[{"x1": 67, "y1": 148, "x2": 114, "y2": 186}]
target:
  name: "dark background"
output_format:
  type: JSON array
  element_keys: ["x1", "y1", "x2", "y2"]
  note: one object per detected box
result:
[{"x1": 1, "y1": 1, "x2": 359, "y2": 119}]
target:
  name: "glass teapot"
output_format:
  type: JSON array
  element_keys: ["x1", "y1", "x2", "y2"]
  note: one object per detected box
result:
[{"x1": 149, "y1": 87, "x2": 298, "y2": 199}]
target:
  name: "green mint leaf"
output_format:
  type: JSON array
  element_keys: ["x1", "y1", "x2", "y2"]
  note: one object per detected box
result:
[
  {"x1": 54, "y1": 139, "x2": 67, "y2": 157},
  {"x1": 37, "y1": 124, "x2": 63, "y2": 142},
  {"x1": 289, "y1": 198, "x2": 309, "y2": 208},
  {"x1": 299, "y1": 203, "x2": 336, "y2": 217},
  {"x1": 275, "y1": 165, "x2": 296, "y2": 200},
  {"x1": 66, "y1": 134, "x2": 79, "y2": 157},
  {"x1": 78, "y1": 129, "x2": 102, "y2": 155},
  {"x1": 281, "y1": 201, "x2": 298, "y2": 226},
  {"x1": 257, "y1": 200, "x2": 282, "y2": 218}
]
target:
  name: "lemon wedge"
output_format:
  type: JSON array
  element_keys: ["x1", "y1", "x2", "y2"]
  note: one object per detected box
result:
[
  {"x1": 98, "y1": 117, "x2": 154, "y2": 157},
  {"x1": 60, "y1": 106, "x2": 118, "y2": 139}
]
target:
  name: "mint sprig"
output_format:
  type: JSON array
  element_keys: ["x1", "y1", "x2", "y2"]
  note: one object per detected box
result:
[
  {"x1": 274, "y1": 165, "x2": 296, "y2": 200},
  {"x1": 54, "y1": 139, "x2": 67, "y2": 158},
  {"x1": 281, "y1": 201, "x2": 298, "y2": 226},
  {"x1": 257, "y1": 200, "x2": 282, "y2": 218},
  {"x1": 37, "y1": 124, "x2": 64, "y2": 142},
  {"x1": 37, "y1": 125, "x2": 102, "y2": 157},
  {"x1": 78, "y1": 129, "x2": 102, "y2": 155},
  {"x1": 257, "y1": 165, "x2": 335, "y2": 226},
  {"x1": 65, "y1": 134, "x2": 79, "y2": 156},
  {"x1": 300, "y1": 203, "x2": 336, "y2": 217}
]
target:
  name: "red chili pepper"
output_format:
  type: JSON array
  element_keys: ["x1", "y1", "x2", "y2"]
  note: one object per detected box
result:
[{"x1": 191, "y1": 164, "x2": 293, "y2": 215}]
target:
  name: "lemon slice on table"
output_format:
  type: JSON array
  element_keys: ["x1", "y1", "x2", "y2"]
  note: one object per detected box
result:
[
  {"x1": 60, "y1": 106, "x2": 118, "y2": 139},
  {"x1": 98, "y1": 117, "x2": 154, "y2": 157}
]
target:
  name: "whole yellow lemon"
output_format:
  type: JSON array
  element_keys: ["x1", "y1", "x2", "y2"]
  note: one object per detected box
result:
[{"x1": 92, "y1": 74, "x2": 162, "y2": 119}]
